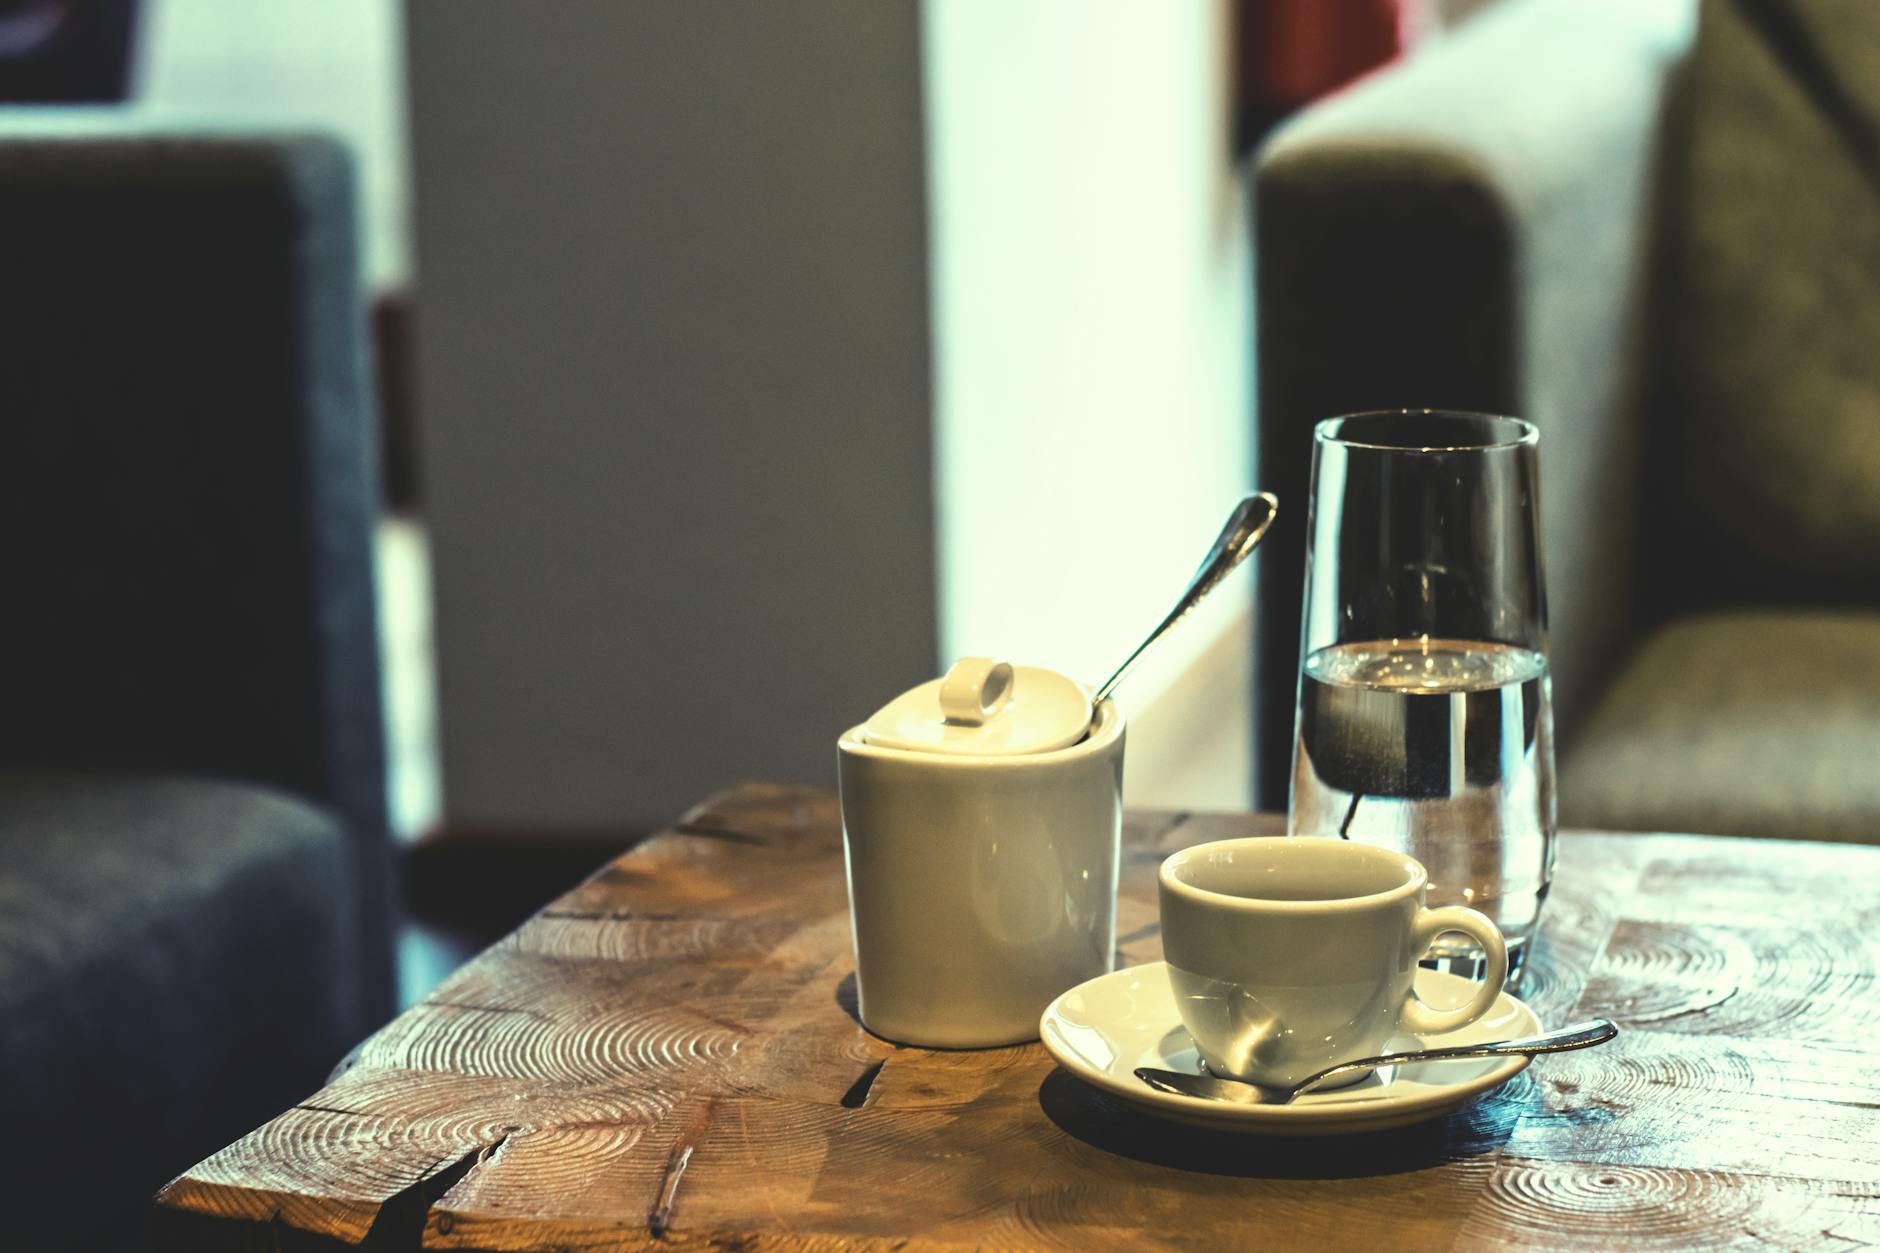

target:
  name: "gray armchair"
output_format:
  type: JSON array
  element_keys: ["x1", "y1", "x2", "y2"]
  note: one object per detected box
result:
[
  {"x1": 0, "y1": 131, "x2": 394, "y2": 1248},
  {"x1": 1252, "y1": 0, "x2": 1880, "y2": 842}
]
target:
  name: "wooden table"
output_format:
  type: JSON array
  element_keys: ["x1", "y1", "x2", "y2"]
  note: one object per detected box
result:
[{"x1": 155, "y1": 783, "x2": 1880, "y2": 1250}]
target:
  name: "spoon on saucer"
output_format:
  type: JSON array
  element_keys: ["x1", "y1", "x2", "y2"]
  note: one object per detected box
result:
[
  {"x1": 1089, "y1": 492, "x2": 1279, "y2": 713},
  {"x1": 1135, "y1": 1018, "x2": 1617, "y2": 1107}
]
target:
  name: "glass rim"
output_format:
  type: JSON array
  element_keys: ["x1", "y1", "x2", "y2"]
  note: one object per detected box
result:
[{"x1": 1314, "y1": 409, "x2": 1537, "y2": 453}]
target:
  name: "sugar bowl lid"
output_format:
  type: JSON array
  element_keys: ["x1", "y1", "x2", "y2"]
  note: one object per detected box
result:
[{"x1": 860, "y1": 657, "x2": 1090, "y2": 756}]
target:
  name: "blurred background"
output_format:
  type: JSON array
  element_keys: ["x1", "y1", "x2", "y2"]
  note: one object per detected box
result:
[
  {"x1": 7, "y1": 0, "x2": 1878, "y2": 1245},
  {"x1": 0, "y1": 0, "x2": 1464, "y2": 997}
]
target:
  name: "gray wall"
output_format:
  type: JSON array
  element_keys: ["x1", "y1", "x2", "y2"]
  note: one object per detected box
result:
[{"x1": 407, "y1": 0, "x2": 936, "y2": 832}]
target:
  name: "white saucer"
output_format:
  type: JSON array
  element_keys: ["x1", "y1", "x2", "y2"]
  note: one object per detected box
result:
[{"x1": 1040, "y1": 962, "x2": 1539, "y2": 1135}]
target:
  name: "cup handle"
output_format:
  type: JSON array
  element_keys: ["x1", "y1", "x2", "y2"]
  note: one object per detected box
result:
[{"x1": 1396, "y1": 906, "x2": 1508, "y2": 1036}]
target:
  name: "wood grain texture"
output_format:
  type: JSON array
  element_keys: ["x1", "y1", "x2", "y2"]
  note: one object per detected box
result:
[{"x1": 153, "y1": 784, "x2": 1880, "y2": 1250}]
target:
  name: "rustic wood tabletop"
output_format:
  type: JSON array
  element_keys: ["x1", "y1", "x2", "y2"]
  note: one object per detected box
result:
[{"x1": 154, "y1": 782, "x2": 1880, "y2": 1250}]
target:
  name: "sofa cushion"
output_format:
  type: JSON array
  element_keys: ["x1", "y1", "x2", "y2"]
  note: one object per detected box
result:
[
  {"x1": 0, "y1": 774, "x2": 367, "y2": 1249},
  {"x1": 1655, "y1": 0, "x2": 1880, "y2": 604},
  {"x1": 1560, "y1": 611, "x2": 1880, "y2": 843}
]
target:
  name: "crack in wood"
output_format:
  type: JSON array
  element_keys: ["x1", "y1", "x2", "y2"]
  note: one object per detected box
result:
[
  {"x1": 361, "y1": 1133, "x2": 509, "y2": 1251},
  {"x1": 1619, "y1": 984, "x2": 1741, "y2": 1026},
  {"x1": 1156, "y1": 811, "x2": 1193, "y2": 843},
  {"x1": 1772, "y1": 1095, "x2": 1880, "y2": 1113},
  {"x1": 476, "y1": 1134, "x2": 514, "y2": 1171},
  {"x1": 427, "y1": 1000, "x2": 551, "y2": 1022},
  {"x1": 1127, "y1": 812, "x2": 1193, "y2": 860},
  {"x1": 293, "y1": 1102, "x2": 367, "y2": 1118},
  {"x1": 689, "y1": 1007, "x2": 754, "y2": 1036},
  {"x1": 1541, "y1": 1098, "x2": 1623, "y2": 1127},
  {"x1": 648, "y1": 1100, "x2": 717, "y2": 1239},
  {"x1": 839, "y1": 1060, "x2": 886, "y2": 1109},
  {"x1": 1815, "y1": 1225, "x2": 1871, "y2": 1246},
  {"x1": 674, "y1": 821, "x2": 767, "y2": 845}
]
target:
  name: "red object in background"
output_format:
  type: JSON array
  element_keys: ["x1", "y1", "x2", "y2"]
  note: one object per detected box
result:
[{"x1": 1234, "y1": 0, "x2": 1406, "y2": 148}]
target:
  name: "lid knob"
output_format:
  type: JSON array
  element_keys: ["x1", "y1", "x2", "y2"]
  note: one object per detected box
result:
[{"x1": 938, "y1": 657, "x2": 1014, "y2": 727}]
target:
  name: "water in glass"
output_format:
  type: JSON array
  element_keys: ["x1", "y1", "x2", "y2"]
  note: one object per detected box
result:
[{"x1": 1291, "y1": 636, "x2": 1555, "y2": 978}]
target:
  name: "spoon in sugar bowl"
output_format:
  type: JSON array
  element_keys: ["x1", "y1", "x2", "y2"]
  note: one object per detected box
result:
[{"x1": 1088, "y1": 492, "x2": 1280, "y2": 715}]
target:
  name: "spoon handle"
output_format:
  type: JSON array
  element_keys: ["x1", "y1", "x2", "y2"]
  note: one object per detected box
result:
[
  {"x1": 1090, "y1": 492, "x2": 1279, "y2": 709},
  {"x1": 1296, "y1": 1018, "x2": 1619, "y2": 1095}
]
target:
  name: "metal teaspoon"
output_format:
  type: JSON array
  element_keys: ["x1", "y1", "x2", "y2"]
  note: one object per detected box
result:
[
  {"x1": 1089, "y1": 492, "x2": 1279, "y2": 712},
  {"x1": 1134, "y1": 1018, "x2": 1617, "y2": 1106}
]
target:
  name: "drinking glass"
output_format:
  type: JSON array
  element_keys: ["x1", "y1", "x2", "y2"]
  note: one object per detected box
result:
[{"x1": 1287, "y1": 410, "x2": 1554, "y2": 981}]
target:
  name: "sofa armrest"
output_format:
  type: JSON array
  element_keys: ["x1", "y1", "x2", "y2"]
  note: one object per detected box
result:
[
  {"x1": 0, "y1": 130, "x2": 393, "y2": 1013},
  {"x1": 1251, "y1": 0, "x2": 1695, "y2": 806}
]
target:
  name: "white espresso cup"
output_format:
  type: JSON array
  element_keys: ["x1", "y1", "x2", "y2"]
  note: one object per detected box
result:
[{"x1": 1158, "y1": 837, "x2": 1507, "y2": 1088}]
